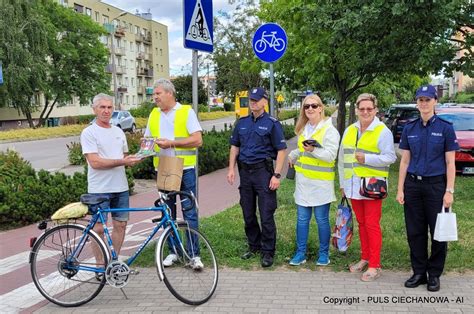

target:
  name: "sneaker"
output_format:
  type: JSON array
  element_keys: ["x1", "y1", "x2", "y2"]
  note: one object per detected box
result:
[
  {"x1": 191, "y1": 256, "x2": 204, "y2": 271},
  {"x1": 163, "y1": 254, "x2": 178, "y2": 267},
  {"x1": 289, "y1": 252, "x2": 306, "y2": 266},
  {"x1": 316, "y1": 256, "x2": 330, "y2": 266}
]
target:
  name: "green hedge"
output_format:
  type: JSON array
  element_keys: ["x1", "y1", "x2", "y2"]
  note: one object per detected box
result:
[{"x1": 0, "y1": 150, "x2": 135, "y2": 229}]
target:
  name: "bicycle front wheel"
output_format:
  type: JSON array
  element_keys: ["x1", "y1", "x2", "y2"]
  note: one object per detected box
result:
[
  {"x1": 157, "y1": 223, "x2": 218, "y2": 305},
  {"x1": 30, "y1": 224, "x2": 109, "y2": 307}
]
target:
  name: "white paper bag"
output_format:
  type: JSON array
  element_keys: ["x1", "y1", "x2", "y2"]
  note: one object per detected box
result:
[{"x1": 433, "y1": 207, "x2": 458, "y2": 242}]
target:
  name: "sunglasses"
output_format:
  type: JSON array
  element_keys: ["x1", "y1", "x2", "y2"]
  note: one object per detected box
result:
[{"x1": 304, "y1": 103, "x2": 320, "y2": 110}]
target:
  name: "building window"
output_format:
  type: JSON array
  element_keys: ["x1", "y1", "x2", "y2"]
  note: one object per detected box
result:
[
  {"x1": 103, "y1": 15, "x2": 109, "y2": 24},
  {"x1": 95, "y1": 11, "x2": 99, "y2": 22},
  {"x1": 135, "y1": 26, "x2": 140, "y2": 35},
  {"x1": 131, "y1": 78, "x2": 135, "y2": 87},
  {"x1": 125, "y1": 77, "x2": 129, "y2": 87},
  {"x1": 130, "y1": 42, "x2": 133, "y2": 52},
  {"x1": 132, "y1": 95, "x2": 136, "y2": 105},
  {"x1": 155, "y1": 31, "x2": 158, "y2": 39},
  {"x1": 85, "y1": 8, "x2": 92, "y2": 17},
  {"x1": 161, "y1": 65, "x2": 163, "y2": 72},
  {"x1": 59, "y1": 0, "x2": 68, "y2": 6},
  {"x1": 74, "y1": 3, "x2": 83, "y2": 13},
  {"x1": 126, "y1": 95, "x2": 129, "y2": 104},
  {"x1": 159, "y1": 32, "x2": 162, "y2": 40},
  {"x1": 160, "y1": 49, "x2": 163, "y2": 56}
]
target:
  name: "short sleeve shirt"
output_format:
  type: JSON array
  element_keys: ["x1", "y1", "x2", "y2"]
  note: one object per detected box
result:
[
  {"x1": 399, "y1": 115, "x2": 459, "y2": 176},
  {"x1": 230, "y1": 112, "x2": 287, "y2": 164},
  {"x1": 81, "y1": 124, "x2": 129, "y2": 193}
]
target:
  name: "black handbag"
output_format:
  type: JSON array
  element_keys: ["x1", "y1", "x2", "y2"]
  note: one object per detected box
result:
[{"x1": 359, "y1": 177, "x2": 388, "y2": 199}]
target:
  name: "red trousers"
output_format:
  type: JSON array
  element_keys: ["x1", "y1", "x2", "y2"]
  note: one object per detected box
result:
[{"x1": 350, "y1": 199, "x2": 382, "y2": 268}]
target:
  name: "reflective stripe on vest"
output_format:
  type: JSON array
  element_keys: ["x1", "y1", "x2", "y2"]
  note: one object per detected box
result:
[
  {"x1": 148, "y1": 105, "x2": 197, "y2": 168},
  {"x1": 342, "y1": 124, "x2": 389, "y2": 179},
  {"x1": 293, "y1": 124, "x2": 335, "y2": 180}
]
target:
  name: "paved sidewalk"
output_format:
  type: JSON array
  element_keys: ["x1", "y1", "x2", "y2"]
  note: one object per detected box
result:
[{"x1": 30, "y1": 268, "x2": 474, "y2": 313}]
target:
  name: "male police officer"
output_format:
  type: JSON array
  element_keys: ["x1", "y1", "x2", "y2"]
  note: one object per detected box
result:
[
  {"x1": 227, "y1": 87, "x2": 287, "y2": 267},
  {"x1": 396, "y1": 84, "x2": 459, "y2": 292}
]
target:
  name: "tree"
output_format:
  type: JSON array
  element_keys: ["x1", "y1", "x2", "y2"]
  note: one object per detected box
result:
[
  {"x1": 172, "y1": 75, "x2": 207, "y2": 105},
  {"x1": 0, "y1": 0, "x2": 50, "y2": 127},
  {"x1": 35, "y1": 1, "x2": 110, "y2": 127},
  {"x1": 259, "y1": 0, "x2": 472, "y2": 135},
  {"x1": 0, "y1": 0, "x2": 110, "y2": 128},
  {"x1": 211, "y1": 4, "x2": 264, "y2": 99}
]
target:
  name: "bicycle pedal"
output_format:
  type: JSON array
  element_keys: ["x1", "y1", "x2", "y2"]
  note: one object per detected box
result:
[{"x1": 129, "y1": 269, "x2": 140, "y2": 275}]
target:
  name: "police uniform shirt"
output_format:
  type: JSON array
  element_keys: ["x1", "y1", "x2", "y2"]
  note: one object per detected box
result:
[
  {"x1": 230, "y1": 112, "x2": 287, "y2": 164},
  {"x1": 399, "y1": 115, "x2": 459, "y2": 177}
]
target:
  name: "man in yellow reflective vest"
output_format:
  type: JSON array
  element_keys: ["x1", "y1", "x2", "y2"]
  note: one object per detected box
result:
[{"x1": 144, "y1": 78, "x2": 203, "y2": 269}]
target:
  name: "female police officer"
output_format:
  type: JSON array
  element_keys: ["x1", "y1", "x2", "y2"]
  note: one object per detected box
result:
[
  {"x1": 396, "y1": 84, "x2": 459, "y2": 292},
  {"x1": 227, "y1": 87, "x2": 287, "y2": 268}
]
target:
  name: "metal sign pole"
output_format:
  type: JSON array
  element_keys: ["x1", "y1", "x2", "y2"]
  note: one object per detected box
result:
[
  {"x1": 269, "y1": 62, "x2": 275, "y2": 117},
  {"x1": 192, "y1": 49, "x2": 199, "y2": 199}
]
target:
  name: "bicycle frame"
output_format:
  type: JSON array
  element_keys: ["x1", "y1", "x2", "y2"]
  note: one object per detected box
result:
[{"x1": 66, "y1": 203, "x2": 186, "y2": 280}]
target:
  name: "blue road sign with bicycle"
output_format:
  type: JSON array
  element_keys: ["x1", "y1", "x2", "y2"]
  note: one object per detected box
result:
[
  {"x1": 183, "y1": 0, "x2": 213, "y2": 53},
  {"x1": 252, "y1": 23, "x2": 287, "y2": 63}
]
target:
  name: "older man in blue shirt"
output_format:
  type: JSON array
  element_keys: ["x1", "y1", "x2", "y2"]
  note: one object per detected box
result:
[
  {"x1": 397, "y1": 84, "x2": 459, "y2": 292},
  {"x1": 227, "y1": 87, "x2": 287, "y2": 267}
]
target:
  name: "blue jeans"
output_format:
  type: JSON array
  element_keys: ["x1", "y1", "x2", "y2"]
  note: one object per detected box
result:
[
  {"x1": 295, "y1": 203, "x2": 331, "y2": 258},
  {"x1": 166, "y1": 168, "x2": 199, "y2": 256},
  {"x1": 88, "y1": 191, "x2": 129, "y2": 222}
]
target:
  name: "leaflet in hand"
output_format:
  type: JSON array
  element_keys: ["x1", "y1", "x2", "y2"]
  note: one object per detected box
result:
[{"x1": 134, "y1": 138, "x2": 156, "y2": 159}]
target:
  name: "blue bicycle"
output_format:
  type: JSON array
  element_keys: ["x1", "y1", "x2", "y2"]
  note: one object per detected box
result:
[{"x1": 29, "y1": 190, "x2": 218, "y2": 307}]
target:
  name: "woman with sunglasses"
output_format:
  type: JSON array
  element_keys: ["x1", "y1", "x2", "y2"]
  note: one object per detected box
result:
[
  {"x1": 338, "y1": 93, "x2": 396, "y2": 281},
  {"x1": 288, "y1": 94, "x2": 340, "y2": 266}
]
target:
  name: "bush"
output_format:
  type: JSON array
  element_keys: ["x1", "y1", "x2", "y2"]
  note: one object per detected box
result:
[
  {"x1": 0, "y1": 150, "x2": 88, "y2": 229},
  {"x1": 129, "y1": 101, "x2": 155, "y2": 118},
  {"x1": 67, "y1": 141, "x2": 85, "y2": 165},
  {"x1": 278, "y1": 109, "x2": 298, "y2": 121},
  {"x1": 77, "y1": 114, "x2": 96, "y2": 124}
]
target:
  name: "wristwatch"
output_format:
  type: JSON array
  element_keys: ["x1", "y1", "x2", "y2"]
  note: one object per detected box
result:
[
  {"x1": 446, "y1": 188, "x2": 454, "y2": 194},
  {"x1": 273, "y1": 173, "x2": 281, "y2": 179}
]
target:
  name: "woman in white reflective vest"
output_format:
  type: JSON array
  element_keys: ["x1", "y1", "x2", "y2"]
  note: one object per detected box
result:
[
  {"x1": 337, "y1": 93, "x2": 396, "y2": 282},
  {"x1": 287, "y1": 94, "x2": 340, "y2": 266}
]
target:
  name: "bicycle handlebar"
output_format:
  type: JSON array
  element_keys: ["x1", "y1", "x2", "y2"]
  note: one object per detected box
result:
[{"x1": 155, "y1": 190, "x2": 198, "y2": 212}]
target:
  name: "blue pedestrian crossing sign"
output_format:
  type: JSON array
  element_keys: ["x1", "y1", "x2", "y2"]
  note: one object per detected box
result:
[
  {"x1": 183, "y1": 0, "x2": 213, "y2": 53},
  {"x1": 252, "y1": 23, "x2": 287, "y2": 63}
]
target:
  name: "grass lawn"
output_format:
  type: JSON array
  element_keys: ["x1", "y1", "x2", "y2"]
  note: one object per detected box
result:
[{"x1": 135, "y1": 160, "x2": 474, "y2": 273}]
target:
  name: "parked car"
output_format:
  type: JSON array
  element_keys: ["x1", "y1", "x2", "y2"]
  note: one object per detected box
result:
[
  {"x1": 436, "y1": 107, "x2": 474, "y2": 175},
  {"x1": 385, "y1": 104, "x2": 419, "y2": 143},
  {"x1": 91, "y1": 110, "x2": 136, "y2": 133}
]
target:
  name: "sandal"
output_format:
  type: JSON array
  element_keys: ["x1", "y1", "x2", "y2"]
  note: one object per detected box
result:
[
  {"x1": 349, "y1": 260, "x2": 368, "y2": 273},
  {"x1": 361, "y1": 268, "x2": 381, "y2": 282}
]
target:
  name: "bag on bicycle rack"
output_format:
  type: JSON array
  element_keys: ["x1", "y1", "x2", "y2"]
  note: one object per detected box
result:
[
  {"x1": 157, "y1": 156, "x2": 184, "y2": 191},
  {"x1": 51, "y1": 202, "x2": 89, "y2": 222}
]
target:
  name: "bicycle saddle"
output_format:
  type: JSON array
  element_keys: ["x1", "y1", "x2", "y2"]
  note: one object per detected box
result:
[{"x1": 80, "y1": 194, "x2": 110, "y2": 205}]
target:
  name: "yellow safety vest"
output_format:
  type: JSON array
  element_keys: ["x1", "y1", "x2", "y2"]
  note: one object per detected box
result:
[
  {"x1": 294, "y1": 124, "x2": 335, "y2": 180},
  {"x1": 342, "y1": 124, "x2": 389, "y2": 179},
  {"x1": 148, "y1": 105, "x2": 197, "y2": 168}
]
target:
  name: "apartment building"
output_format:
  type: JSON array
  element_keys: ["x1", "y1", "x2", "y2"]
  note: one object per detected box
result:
[{"x1": 0, "y1": 0, "x2": 169, "y2": 129}]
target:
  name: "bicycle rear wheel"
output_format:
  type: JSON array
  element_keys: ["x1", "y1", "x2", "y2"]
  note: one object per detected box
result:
[
  {"x1": 157, "y1": 223, "x2": 218, "y2": 305},
  {"x1": 30, "y1": 224, "x2": 109, "y2": 307}
]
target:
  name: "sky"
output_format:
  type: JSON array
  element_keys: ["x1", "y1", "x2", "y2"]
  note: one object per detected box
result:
[{"x1": 102, "y1": 0, "x2": 237, "y2": 76}]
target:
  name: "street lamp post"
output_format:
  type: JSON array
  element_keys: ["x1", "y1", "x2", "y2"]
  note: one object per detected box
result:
[{"x1": 110, "y1": 12, "x2": 127, "y2": 109}]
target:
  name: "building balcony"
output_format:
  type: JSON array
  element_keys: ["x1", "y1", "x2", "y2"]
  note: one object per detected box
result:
[
  {"x1": 144, "y1": 53, "x2": 151, "y2": 61},
  {"x1": 143, "y1": 33, "x2": 152, "y2": 45},
  {"x1": 137, "y1": 67, "x2": 147, "y2": 76},
  {"x1": 106, "y1": 64, "x2": 126, "y2": 74},
  {"x1": 114, "y1": 26, "x2": 126, "y2": 37},
  {"x1": 137, "y1": 85, "x2": 145, "y2": 94},
  {"x1": 135, "y1": 33, "x2": 142, "y2": 42},
  {"x1": 146, "y1": 87, "x2": 154, "y2": 95},
  {"x1": 136, "y1": 52, "x2": 145, "y2": 60},
  {"x1": 117, "y1": 86, "x2": 128, "y2": 93},
  {"x1": 114, "y1": 47, "x2": 125, "y2": 56},
  {"x1": 145, "y1": 69, "x2": 153, "y2": 77}
]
